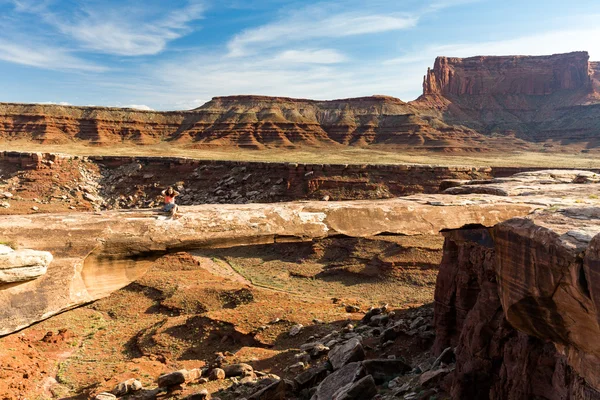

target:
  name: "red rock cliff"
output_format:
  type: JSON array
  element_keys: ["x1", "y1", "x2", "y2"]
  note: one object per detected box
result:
[
  {"x1": 434, "y1": 208, "x2": 600, "y2": 399},
  {"x1": 423, "y1": 51, "x2": 593, "y2": 96}
]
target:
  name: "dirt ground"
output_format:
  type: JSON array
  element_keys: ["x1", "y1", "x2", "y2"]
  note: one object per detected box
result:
[{"x1": 0, "y1": 233, "x2": 443, "y2": 399}]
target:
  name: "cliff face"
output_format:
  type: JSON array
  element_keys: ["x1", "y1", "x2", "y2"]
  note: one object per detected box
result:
[
  {"x1": 0, "y1": 97, "x2": 514, "y2": 151},
  {"x1": 434, "y1": 200, "x2": 600, "y2": 398},
  {"x1": 423, "y1": 52, "x2": 593, "y2": 96},
  {"x1": 417, "y1": 51, "x2": 600, "y2": 144}
]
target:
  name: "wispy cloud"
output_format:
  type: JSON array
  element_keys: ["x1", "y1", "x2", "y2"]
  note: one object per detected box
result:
[
  {"x1": 0, "y1": 38, "x2": 106, "y2": 71},
  {"x1": 8, "y1": 0, "x2": 204, "y2": 56},
  {"x1": 227, "y1": 6, "x2": 417, "y2": 57},
  {"x1": 52, "y1": 3, "x2": 203, "y2": 56}
]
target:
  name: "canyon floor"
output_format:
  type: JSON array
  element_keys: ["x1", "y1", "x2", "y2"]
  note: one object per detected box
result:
[{"x1": 0, "y1": 235, "x2": 440, "y2": 399}]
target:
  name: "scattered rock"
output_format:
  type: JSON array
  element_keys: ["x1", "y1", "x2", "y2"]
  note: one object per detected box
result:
[
  {"x1": 345, "y1": 305, "x2": 361, "y2": 313},
  {"x1": 224, "y1": 363, "x2": 254, "y2": 378},
  {"x1": 112, "y1": 378, "x2": 143, "y2": 396},
  {"x1": 312, "y1": 362, "x2": 365, "y2": 400},
  {"x1": 331, "y1": 374, "x2": 377, "y2": 400},
  {"x1": 362, "y1": 359, "x2": 412, "y2": 384},
  {"x1": 419, "y1": 367, "x2": 451, "y2": 388},
  {"x1": 294, "y1": 364, "x2": 330, "y2": 390},
  {"x1": 247, "y1": 379, "x2": 293, "y2": 400},
  {"x1": 209, "y1": 368, "x2": 226, "y2": 381},
  {"x1": 157, "y1": 370, "x2": 187, "y2": 387},
  {"x1": 289, "y1": 324, "x2": 303, "y2": 337}
]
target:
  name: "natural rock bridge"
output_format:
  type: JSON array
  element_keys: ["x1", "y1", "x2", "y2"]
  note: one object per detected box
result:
[{"x1": 0, "y1": 197, "x2": 536, "y2": 336}]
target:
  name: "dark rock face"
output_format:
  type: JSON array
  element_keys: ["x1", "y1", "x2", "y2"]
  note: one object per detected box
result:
[{"x1": 434, "y1": 224, "x2": 600, "y2": 399}]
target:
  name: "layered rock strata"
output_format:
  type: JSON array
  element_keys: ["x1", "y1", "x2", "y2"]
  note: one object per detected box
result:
[{"x1": 417, "y1": 51, "x2": 600, "y2": 144}]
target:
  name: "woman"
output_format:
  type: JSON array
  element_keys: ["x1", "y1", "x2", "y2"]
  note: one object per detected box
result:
[{"x1": 161, "y1": 186, "x2": 180, "y2": 216}]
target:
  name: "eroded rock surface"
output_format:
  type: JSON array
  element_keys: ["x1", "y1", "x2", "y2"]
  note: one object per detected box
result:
[
  {"x1": 435, "y1": 207, "x2": 600, "y2": 398},
  {"x1": 0, "y1": 244, "x2": 52, "y2": 283}
]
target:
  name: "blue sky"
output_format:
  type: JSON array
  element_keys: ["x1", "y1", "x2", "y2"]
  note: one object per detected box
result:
[{"x1": 0, "y1": 0, "x2": 599, "y2": 110}]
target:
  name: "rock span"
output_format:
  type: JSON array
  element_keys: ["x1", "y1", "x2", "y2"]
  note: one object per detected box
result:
[{"x1": 0, "y1": 197, "x2": 535, "y2": 336}]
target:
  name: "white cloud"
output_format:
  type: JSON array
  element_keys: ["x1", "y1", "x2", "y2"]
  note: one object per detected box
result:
[
  {"x1": 227, "y1": 8, "x2": 417, "y2": 57},
  {"x1": 124, "y1": 104, "x2": 154, "y2": 111},
  {"x1": 272, "y1": 49, "x2": 347, "y2": 64},
  {"x1": 15, "y1": 1, "x2": 205, "y2": 56},
  {"x1": 0, "y1": 38, "x2": 106, "y2": 71}
]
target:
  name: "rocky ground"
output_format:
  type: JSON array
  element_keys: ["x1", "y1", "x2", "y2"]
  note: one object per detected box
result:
[{"x1": 0, "y1": 239, "x2": 445, "y2": 400}]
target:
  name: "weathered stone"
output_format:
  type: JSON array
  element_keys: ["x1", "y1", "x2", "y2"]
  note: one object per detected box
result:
[
  {"x1": 223, "y1": 363, "x2": 253, "y2": 377},
  {"x1": 328, "y1": 338, "x2": 365, "y2": 370},
  {"x1": 187, "y1": 368, "x2": 203, "y2": 382},
  {"x1": 157, "y1": 370, "x2": 187, "y2": 387},
  {"x1": 419, "y1": 368, "x2": 451, "y2": 388},
  {"x1": 0, "y1": 195, "x2": 537, "y2": 336},
  {"x1": 209, "y1": 368, "x2": 226, "y2": 381},
  {"x1": 345, "y1": 305, "x2": 360, "y2": 313},
  {"x1": 0, "y1": 248, "x2": 52, "y2": 283},
  {"x1": 294, "y1": 364, "x2": 330, "y2": 389},
  {"x1": 248, "y1": 379, "x2": 293, "y2": 400},
  {"x1": 431, "y1": 347, "x2": 454, "y2": 369},
  {"x1": 289, "y1": 324, "x2": 303, "y2": 337},
  {"x1": 311, "y1": 362, "x2": 365, "y2": 400},
  {"x1": 362, "y1": 359, "x2": 412, "y2": 384},
  {"x1": 112, "y1": 378, "x2": 143, "y2": 396},
  {"x1": 331, "y1": 374, "x2": 377, "y2": 400}
]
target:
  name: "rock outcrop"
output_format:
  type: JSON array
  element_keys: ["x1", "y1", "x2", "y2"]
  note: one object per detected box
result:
[
  {"x1": 417, "y1": 51, "x2": 600, "y2": 144},
  {"x1": 434, "y1": 178, "x2": 600, "y2": 398},
  {"x1": 0, "y1": 244, "x2": 52, "y2": 283},
  {"x1": 423, "y1": 52, "x2": 593, "y2": 96}
]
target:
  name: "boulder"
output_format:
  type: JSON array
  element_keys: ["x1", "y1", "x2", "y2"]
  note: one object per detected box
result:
[
  {"x1": 112, "y1": 378, "x2": 142, "y2": 396},
  {"x1": 362, "y1": 359, "x2": 412, "y2": 384},
  {"x1": 419, "y1": 368, "x2": 451, "y2": 388},
  {"x1": 223, "y1": 363, "x2": 253, "y2": 377},
  {"x1": 0, "y1": 248, "x2": 53, "y2": 283},
  {"x1": 209, "y1": 368, "x2": 226, "y2": 381},
  {"x1": 328, "y1": 338, "x2": 365, "y2": 370},
  {"x1": 331, "y1": 374, "x2": 377, "y2": 400},
  {"x1": 294, "y1": 364, "x2": 330, "y2": 390},
  {"x1": 95, "y1": 393, "x2": 117, "y2": 400},
  {"x1": 248, "y1": 379, "x2": 293, "y2": 400},
  {"x1": 157, "y1": 370, "x2": 187, "y2": 387},
  {"x1": 311, "y1": 362, "x2": 365, "y2": 400}
]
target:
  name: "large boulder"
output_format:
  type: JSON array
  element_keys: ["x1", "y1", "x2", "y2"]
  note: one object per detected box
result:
[
  {"x1": 0, "y1": 246, "x2": 52, "y2": 283},
  {"x1": 311, "y1": 362, "x2": 365, "y2": 400},
  {"x1": 328, "y1": 338, "x2": 365, "y2": 370}
]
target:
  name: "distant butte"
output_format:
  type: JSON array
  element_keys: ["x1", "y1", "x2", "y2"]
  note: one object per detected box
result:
[{"x1": 1, "y1": 51, "x2": 600, "y2": 150}]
